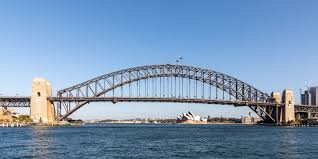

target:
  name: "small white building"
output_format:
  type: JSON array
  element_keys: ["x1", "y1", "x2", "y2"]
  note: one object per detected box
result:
[{"x1": 241, "y1": 114, "x2": 260, "y2": 124}]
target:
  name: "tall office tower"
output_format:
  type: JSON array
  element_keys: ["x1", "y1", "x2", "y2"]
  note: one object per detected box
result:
[
  {"x1": 301, "y1": 90, "x2": 311, "y2": 105},
  {"x1": 310, "y1": 87, "x2": 318, "y2": 106}
]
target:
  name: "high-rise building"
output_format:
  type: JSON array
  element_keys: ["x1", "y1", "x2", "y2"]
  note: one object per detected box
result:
[
  {"x1": 301, "y1": 87, "x2": 318, "y2": 106},
  {"x1": 301, "y1": 90, "x2": 311, "y2": 105},
  {"x1": 310, "y1": 87, "x2": 318, "y2": 106}
]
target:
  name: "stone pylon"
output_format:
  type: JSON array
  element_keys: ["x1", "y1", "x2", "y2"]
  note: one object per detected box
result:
[
  {"x1": 271, "y1": 92, "x2": 282, "y2": 124},
  {"x1": 31, "y1": 77, "x2": 55, "y2": 124},
  {"x1": 282, "y1": 89, "x2": 295, "y2": 124},
  {"x1": 271, "y1": 90, "x2": 295, "y2": 124}
]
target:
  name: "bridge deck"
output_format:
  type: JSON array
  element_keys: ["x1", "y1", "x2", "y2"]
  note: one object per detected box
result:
[
  {"x1": 0, "y1": 96, "x2": 31, "y2": 107},
  {"x1": 48, "y1": 97, "x2": 281, "y2": 107},
  {"x1": 1, "y1": 96, "x2": 317, "y2": 114},
  {"x1": 294, "y1": 104, "x2": 318, "y2": 113}
]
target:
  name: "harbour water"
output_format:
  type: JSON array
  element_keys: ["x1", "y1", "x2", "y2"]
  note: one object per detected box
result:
[{"x1": 1, "y1": 124, "x2": 318, "y2": 159}]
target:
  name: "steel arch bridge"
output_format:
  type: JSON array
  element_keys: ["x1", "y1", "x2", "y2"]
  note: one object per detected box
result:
[{"x1": 51, "y1": 64, "x2": 278, "y2": 122}]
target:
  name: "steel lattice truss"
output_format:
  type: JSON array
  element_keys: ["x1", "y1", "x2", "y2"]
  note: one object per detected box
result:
[
  {"x1": 55, "y1": 64, "x2": 277, "y2": 121},
  {"x1": 295, "y1": 105, "x2": 318, "y2": 113},
  {"x1": 0, "y1": 97, "x2": 31, "y2": 107}
]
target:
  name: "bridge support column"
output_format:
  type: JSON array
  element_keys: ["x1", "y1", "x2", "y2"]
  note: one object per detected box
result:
[
  {"x1": 296, "y1": 113, "x2": 301, "y2": 120},
  {"x1": 31, "y1": 78, "x2": 55, "y2": 124},
  {"x1": 308, "y1": 112, "x2": 311, "y2": 119},
  {"x1": 271, "y1": 92, "x2": 282, "y2": 124},
  {"x1": 281, "y1": 89, "x2": 295, "y2": 124}
]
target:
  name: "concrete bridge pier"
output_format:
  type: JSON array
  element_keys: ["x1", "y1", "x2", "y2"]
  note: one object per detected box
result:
[
  {"x1": 271, "y1": 92, "x2": 281, "y2": 124},
  {"x1": 31, "y1": 77, "x2": 55, "y2": 124},
  {"x1": 296, "y1": 113, "x2": 301, "y2": 120}
]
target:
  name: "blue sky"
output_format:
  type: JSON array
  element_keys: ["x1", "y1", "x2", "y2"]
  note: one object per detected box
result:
[{"x1": 0, "y1": 0, "x2": 317, "y2": 119}]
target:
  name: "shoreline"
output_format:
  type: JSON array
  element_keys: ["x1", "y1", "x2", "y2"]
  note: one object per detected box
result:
[
  {"x1": 0, "y1": 122, "x2": 32, "y2": 128},
  {"x1": 88, "y1": 122, "x2": 248, "y2": 125}
]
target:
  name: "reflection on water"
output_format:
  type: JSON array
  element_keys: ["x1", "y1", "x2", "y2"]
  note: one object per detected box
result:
[
  {"x1": 1, "y1": 124, "x2": 318, "y2": 159},
  {"x1": 28, "y1": 127, "x2": 57, "y2": 158}
]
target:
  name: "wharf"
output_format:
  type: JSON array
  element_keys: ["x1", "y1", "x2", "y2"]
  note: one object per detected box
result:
[{"x1": 0, "y1": 123, "x2": 30, "y2": 128}]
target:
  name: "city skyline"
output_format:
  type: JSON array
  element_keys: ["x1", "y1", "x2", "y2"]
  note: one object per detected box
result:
[{"x1": 1, "y1": 0, "x2": 318, "y2": 119}]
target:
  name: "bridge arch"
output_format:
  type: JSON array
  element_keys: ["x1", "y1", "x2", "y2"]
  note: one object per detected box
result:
[{"x1": 55, "y1": 64, "x2": 275, "y2": 121}]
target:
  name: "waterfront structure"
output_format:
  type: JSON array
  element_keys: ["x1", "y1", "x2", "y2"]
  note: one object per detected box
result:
[
  {"x1": 241, "y1": 112, "x2": 261, "y2": 124},
  {"x1": 0, "y1": 123, "x2": 29, "y2": 128},
  {"x1": 241, "y1": 116, "x2": 254, "y2": 124},
  {"x1": 30, "y1": 78, "x2": 55, "y2": 124},
  {"x1": 306, "y1": 118, "x2": 318, "y2": 125},
  {"x1": 0, "y1": 64, "x2": 317, "y2": 125},
  {"x1": 177, "y1": 111, "x2": 207, "y2": 124}
]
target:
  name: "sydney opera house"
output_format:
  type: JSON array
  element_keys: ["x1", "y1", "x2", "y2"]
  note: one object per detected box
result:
[{"x1": 177, "y1": 111, "x2": 208, "y2": 124}]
